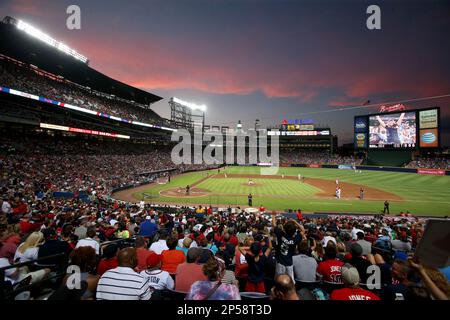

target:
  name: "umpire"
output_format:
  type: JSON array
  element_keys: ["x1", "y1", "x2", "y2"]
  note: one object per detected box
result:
[
  {"x1": 383, "y1": 200, "x2": 390, "y2": 214},
  {"x1": 248, "y1": 193, "x2": 253, "y2": 207}
]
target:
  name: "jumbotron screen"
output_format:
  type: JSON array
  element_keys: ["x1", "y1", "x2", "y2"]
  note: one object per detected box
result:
[{"x1": 369, "y1": 111, "x2": 417, "y2": 148}]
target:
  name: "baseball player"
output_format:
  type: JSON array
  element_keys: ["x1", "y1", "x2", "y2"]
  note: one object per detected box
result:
[{"x1": 336, "y1": 187, "x2": 341, "y2": 199}]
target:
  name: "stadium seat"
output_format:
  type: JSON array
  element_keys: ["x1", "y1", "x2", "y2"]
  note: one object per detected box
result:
[
  {"x1": 295, "y1": 280, "x2": 321, "y2": 291},
  {"x1": 321, "y1": 281, "x2": 344, "y2": 293}
]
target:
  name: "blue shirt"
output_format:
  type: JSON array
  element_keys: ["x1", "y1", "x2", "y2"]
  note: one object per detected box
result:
[
  {"x1": 440, "y1": 266, "x2": 450, "y2": 282},
  {"x1": 139, "y1": 220, "x2": 158, "y2": 238},
  {"x1": 176, "y1": 246, "x2": 189, "y2": 255}
]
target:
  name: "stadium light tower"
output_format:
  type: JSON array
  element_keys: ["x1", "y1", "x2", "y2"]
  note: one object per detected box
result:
[
  {"x1": 3, "y1": 16, "x2": 89, "y2": 64},
  {"x1": 169, "y1": 97, "x2": 206, "y2": 130}
]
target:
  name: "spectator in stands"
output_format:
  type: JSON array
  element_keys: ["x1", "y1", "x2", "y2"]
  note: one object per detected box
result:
[
  {"x1": 135, "y1": 236, "x2": 152, "y2": 272},
  {"x1": 356, "y1": 231, "x2": 372, "y2": 256},
  {"x1": 317, "y1": 242, "x2": 344, "y2": 284},
  {"x1": 270, "y1": 274, "x2": 300, "y2": 300},
  {"x1": 272, "y1": 214, "x2": 304, "y2": 280},
  {"x1": 322, "y1": 231, "x2": 337, "y2": 247},
  {"x1": 116, "y1": 222, "x2": 130, "y2": 239},
  {"x1": 140, "y1": 251, "x2": 175, "y2": 291},
  {"x1": 293, "y1": 240, "x2": 317, "y2": 282},
  {"x1": 150, "y1": 230, "x2": 169, "y2": 254},
  {"x1": 391, "y1": 232, "x2": 412, "y2": 252},
  {"x1": 186, "y1": 257, "x2": 241, "y2": 300},
  {"x1": 381, "y1": 259, "x2": 410, "y2": 300},
  {"x1": 242, "y1": 239, "x2": 272, "y2": 293},
  {"x1": 37, "y1": 228, "x2": 71, "y2": 268},
  {"x1": 408, "y1": 258, "x2": 450, "y2": 300},
  {"x1": 139, "y1": 216, "x2": 158, "y2": 240},
  {"x1": 0, "y1": 241, "x2": 51, "y2": 286},
  {"x1": 161, "y1": 236, "x2": 186, "y2": 274},
  {"x1": 176, "y1": 237, "x2": 192, "y2": 255},
  {"x1": 175, "y1": 247, "x2": 207, "y2": 292},
  {"x1": 351, "y1": 222, "x2": 364, "y2": 240},
  {"x1": 75, "y1": 227, "x2": 100, "y2": 255},
  {"x1": 96, "y1": 248, "x2": 151, "y2": 300},
  {"x1": 64, "y1": 246, "x2": 99, "y2": 299},
  {"x1": 97, "y1": 243, "x2": 119, "y2": 276},
  {"x1": 344, "y1": 243, "x2": 372, "y2": 284},
  {"x1": 14, "y1": 231, "x2": 44, "y2": 263},
  {"x1": 330, "y1": 264, "x2": 380, "y2": 300}
]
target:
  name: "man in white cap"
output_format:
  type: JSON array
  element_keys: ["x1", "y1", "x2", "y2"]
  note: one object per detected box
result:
[{"x1": 330, "y1": 264, "x2": 380, "y2": 300}]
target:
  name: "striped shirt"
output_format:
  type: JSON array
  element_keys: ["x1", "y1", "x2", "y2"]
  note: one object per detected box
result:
[{"x1": 96, "y1": 267, "x2": 151, "y2": 300}]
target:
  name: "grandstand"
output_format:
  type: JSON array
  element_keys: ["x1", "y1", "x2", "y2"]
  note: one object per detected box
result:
[{"x1": 0, "y1": 15, "x2": 449, "y2": 304}]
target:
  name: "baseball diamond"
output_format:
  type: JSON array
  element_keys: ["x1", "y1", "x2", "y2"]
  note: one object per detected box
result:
[{"x1": 111, "y1": 166, "x2": 450, "y2": 216}]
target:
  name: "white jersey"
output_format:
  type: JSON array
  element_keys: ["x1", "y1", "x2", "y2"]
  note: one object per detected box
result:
[{"x1": 140, "y1": 269, "x2": 175, "y2": 291}]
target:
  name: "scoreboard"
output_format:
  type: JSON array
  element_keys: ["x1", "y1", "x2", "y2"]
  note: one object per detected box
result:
[{"x1": 354, "y1": 107, "x2": 440, "y2": 150}]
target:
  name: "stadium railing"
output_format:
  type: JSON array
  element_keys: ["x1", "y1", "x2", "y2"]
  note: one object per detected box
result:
[{"x1": 0, "y1": 253, "x2": 67, "y2": 300}]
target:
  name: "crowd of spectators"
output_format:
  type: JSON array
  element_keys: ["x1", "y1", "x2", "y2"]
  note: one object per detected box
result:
[
  {"x1": 1, "y1": 195, "x2": 449, "y2": 301},
  {"x1": 0, "y1": 131, "x2": 449, "y2": 301},
  {"x1": 405, "y1": 157, "x2": 450, "y2": 170},
  {"x1": 279, "y1": 149, "x2": 364, "y2": 166},
  {"x1": 0, "y1": 133, "x2": 216, "y2": 201},
  {"x1": 0, "y1": 55, "x2": 167, "y2": 126}
]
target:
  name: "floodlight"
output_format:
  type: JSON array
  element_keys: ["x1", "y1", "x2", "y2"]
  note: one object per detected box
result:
[
  {"x1": 172, "y1": 97, "x2": 207, "y2": 112},
  {"x1": 15, "y1": 19, "x2": 88, "y2": 63}
]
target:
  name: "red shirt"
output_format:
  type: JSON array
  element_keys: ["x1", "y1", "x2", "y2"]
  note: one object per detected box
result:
[
  {"x1": 97, "y1": 258, "x2": 118, "y2": 276},
  {"x1": 228, "y1": 235, "x2": 239, "y2": 247},
  {"x1": 19, "y1": 221, "x2": 42, "y2": 235},
  {"x1": 13, "y1": 202, "x2": 28, "y2": 215},
  {"x1": 331, "y1": 287, "x2": 381, "y2": 300},
  {"x1": 136, "y1": 248, "x2": 154, "y2": 272},
  {"x1": 317, "y1": 259, "x2": 344, "y2": 283},
  {"x1": 296, "y1": 211, "x2": 303, "y2": 220},
  {"x1": 175, "y1": 263, "x2": 208, "y2": 292},
  {"x1": 161, "y1": 249, "x2": 186, "y2": 274}
]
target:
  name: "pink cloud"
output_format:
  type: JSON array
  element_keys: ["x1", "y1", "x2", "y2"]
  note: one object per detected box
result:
[{"x1": 34, "y1": 19, "x2": 450, "y2": 105}]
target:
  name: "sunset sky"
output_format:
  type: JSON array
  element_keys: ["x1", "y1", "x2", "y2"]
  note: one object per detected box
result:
[{"x1": 1, "y1": 0, "x2": 449, "y2": 145}]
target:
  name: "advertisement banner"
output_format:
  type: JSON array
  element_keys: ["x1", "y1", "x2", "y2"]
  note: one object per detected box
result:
[
  {"x1": 417, "y1": 168, "x2": 445, "y2": 176},
  {"x1": 308, "y1": 164, "x2": 321, "y2": 168},
  {"x1": 419, "y1": 109, "x2": 438, "y2": 129},
  {"x1": 354, "y1": 116, "x2": 368, "y2": 133},
  {"x1": 419, "y1": 128, "x2": 439, "y2": 148},
  {"x1": 354, "y1": 133, "x2": 367, "y2": 149},
  {"x1": 338, "y1": 165, "x2": 353, "y2": 170}
]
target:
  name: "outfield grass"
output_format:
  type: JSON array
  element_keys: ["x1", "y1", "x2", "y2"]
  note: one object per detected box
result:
[{"x1": 132, "y1": 166, "x2": 450, "y2": 216}]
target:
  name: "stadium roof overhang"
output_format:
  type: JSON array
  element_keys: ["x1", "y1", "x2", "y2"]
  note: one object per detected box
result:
[{"x1": 0, "y1": 21, "x2": 163, "y2": 106}]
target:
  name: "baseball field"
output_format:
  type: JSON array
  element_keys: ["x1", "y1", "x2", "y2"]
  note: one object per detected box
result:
[{"x1": 113, "y1": 166, "x2": 450, "y2": 216}]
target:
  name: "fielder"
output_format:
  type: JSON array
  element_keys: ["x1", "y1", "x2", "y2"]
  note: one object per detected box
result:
[{"x1": 336, "y1": 187, "x2": 341, "y2": 199}]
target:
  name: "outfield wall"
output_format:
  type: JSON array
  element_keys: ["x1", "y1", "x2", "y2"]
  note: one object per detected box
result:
[{"x1": 289, "y1": 163, "x2": 449, "y2": 175}]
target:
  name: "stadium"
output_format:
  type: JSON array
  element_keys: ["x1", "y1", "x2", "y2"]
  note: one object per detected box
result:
[{"x1": 0, "y1": 3, "x2": 449, "y2": 306}]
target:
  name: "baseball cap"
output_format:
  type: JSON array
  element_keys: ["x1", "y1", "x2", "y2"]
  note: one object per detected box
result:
[
  {"x1": 341, "y1": 263, "x2": 360, "y2": 286},
  {"x1": 145, "y1": 216, "x2": 151, "y2": 220},
  {"x1": 146, "y1": 252, "x2": 161, "y2": 268}
]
